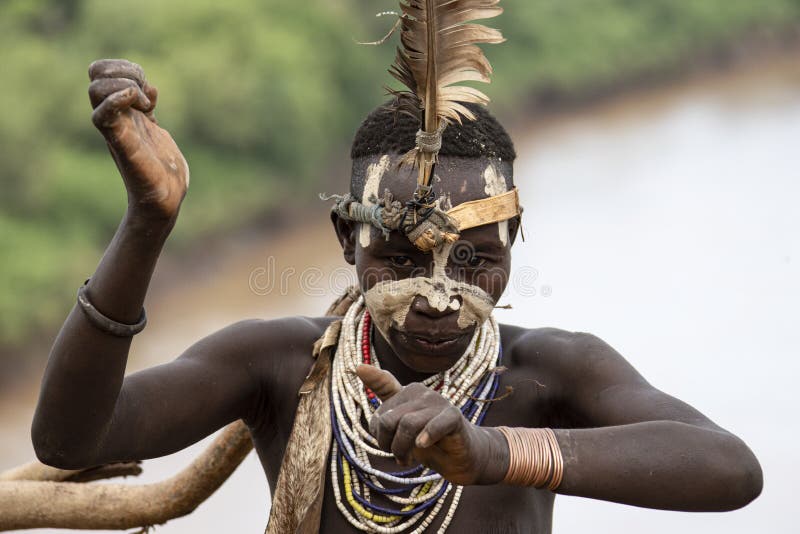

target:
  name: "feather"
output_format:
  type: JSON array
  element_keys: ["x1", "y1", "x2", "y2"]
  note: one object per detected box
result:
[{"x1": 389, "y1": 0, "x2": 505, "y2": 186}]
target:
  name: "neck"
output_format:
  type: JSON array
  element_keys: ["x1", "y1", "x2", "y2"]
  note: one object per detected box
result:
[{"x1": 371, "y1": 326, "x2": 438, "y2": 386}]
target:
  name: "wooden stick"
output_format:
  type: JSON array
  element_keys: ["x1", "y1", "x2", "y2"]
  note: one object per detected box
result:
[
  {"x1": 0, "y1": 420, "x2": 253, "y2": 531},
  {"x1": 0, "y1": 459, "x2": 142, "y2": 483}
]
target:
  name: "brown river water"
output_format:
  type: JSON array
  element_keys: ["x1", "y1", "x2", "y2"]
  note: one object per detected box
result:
[{"x1": 2, "y1": 55, "x2": 798, "y2": 533}]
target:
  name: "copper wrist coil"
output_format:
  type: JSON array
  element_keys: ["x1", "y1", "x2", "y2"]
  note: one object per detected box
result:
[{"x1": 497, "y1": 426, "x2": 564, "y2": 491}]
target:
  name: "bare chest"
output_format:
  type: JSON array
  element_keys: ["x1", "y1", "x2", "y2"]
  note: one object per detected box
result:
[{"x1": 249, "y1": 333, "x2": 562, "y2": 531}]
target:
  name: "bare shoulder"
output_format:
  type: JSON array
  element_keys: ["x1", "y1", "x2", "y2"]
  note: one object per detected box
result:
[
  {"x1": 179, "y1": 315, "x2": 337, "y2": 387},
  {"x1": 500, "y1": 324, "x2": 619, "y2": 373},
  {"x1": 209, "y1": 315, "x2": 336, "y2": 351},
  {"x1": 500, "y1": 324, "x2": 720, "y2": 430},
  {"x1": 208, "y1": 314, "x2": 337, "y2": 361},
  {"x1": 499, "y1": 324, "x2": 647, "y2": 405}
]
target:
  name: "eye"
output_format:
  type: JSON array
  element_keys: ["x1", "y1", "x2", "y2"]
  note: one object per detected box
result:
[
  {"x1": 466, "y1": 256, "x2": 487, "y2": 268},
  {"x1": 389, "y1": 255, "x2": 415, "y2": 268}
]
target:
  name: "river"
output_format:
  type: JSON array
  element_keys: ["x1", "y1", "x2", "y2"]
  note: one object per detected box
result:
[{"x1": 2, "y1": 55, "x2": 798, "y2": 533}]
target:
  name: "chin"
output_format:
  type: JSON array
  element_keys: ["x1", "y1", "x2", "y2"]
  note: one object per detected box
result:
[{"x1": 388, "y1": 326, "x2": 474, "y2": 373}]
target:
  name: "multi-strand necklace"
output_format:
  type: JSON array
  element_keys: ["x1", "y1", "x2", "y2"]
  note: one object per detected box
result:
[{"x1": 330, "y1": 296, "x2": 502, "y2": 533}]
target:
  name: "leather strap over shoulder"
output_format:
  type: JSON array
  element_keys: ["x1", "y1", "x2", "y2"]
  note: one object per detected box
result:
[
  {"x1": 265, "y1": 319, "x2": 340, "y2": 534},
  {"x1": 299, "y1": 319, "x2": 341, "y2": 396}
]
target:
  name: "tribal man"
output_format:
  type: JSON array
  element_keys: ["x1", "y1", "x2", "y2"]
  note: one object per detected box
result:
[
  {"x1": 31, "y1": 1, "x2": 765, "y2": 527},
  {"x1": 31, "y1": 56, "x2": 762, "y2": 533}
]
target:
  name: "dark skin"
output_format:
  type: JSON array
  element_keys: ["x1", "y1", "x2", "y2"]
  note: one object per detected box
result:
[{"x1": 32, "y1": 60, "x2": 762, "y2": 533}]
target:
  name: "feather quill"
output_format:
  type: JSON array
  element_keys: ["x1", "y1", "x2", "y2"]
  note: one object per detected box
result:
[{"x1": 389, "y1": 0, "x2": 505, "y2": 186}]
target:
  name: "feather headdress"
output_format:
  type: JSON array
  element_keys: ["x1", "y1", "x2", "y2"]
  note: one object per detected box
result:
[
  {"x1": 326, "y1": 0, "x2": 517, "y2": 252},
  {"x1": 389, "y1": 0, "x2": 505, "y2": 188}
]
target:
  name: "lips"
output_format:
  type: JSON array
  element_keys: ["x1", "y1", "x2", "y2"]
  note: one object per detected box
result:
[{"x1": 395, "y1": 328, "x2": 469, "y2": 353}]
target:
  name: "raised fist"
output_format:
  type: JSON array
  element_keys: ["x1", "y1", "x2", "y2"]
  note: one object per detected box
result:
[{"x1": 89, "y1": 59, "x2": 189, "y2": 221}]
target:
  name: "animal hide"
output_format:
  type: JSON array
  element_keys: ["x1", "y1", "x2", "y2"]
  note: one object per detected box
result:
[{"x1": 264, "y1": 320, "x2": 341, "y2": 534}]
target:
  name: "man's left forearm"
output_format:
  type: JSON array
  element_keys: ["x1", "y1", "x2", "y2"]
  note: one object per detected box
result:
[{"x1": 548, "y1": 421, "x2": 762, "y2": 511}]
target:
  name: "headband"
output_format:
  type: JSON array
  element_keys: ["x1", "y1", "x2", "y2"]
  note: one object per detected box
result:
[{"x1": 326, "y1": 0, "x2": 516, "y2": 252}]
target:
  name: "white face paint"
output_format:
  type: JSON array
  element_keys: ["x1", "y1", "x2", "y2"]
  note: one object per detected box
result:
[
  {"x1": 482, "y1": 163, "x2": 509, "y2": 246},
  {"x1": 358, "y1": 155, "x2": 391, "y2": 248},
  {"x1": 363, "y1": 241, "x2": 496, "y2": 340}
]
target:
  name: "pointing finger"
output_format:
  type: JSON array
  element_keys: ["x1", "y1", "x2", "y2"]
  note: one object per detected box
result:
[{"x1": 356, "y1": 365, "x2": 402, "y2": 401}]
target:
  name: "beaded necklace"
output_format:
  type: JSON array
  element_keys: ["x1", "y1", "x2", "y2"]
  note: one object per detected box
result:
[{"x1": 330, "y1": 296, "x2": 501, "y2": 533}]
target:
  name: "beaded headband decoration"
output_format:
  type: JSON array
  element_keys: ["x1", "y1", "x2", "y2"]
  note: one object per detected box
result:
[{"x1": 328, "y1": 0, "x2": 518, "y2": 252}]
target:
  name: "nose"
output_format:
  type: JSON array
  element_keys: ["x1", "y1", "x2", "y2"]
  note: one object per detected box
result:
[{"x1": 410, "y1": 294, "x2": 461, "y2": 319}]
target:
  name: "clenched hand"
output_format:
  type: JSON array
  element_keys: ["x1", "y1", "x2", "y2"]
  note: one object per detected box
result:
[
  {"x1": 89, "y1": 59, "x2": 188, "y2": 221},
  {"x1": 356, "y1": 364, "x2": 509, "y2": 486}
]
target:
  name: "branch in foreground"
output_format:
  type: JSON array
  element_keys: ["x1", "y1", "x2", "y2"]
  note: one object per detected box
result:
[
  {"x1": 0, "y1": 459, "x2": 142, "y2": 483},
  {"x1": 0, "y1": 420, "x2": 253, "y2": 531}
]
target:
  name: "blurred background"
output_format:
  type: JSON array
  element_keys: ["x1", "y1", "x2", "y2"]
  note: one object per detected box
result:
[{"x1": 1, "y1": 0, "x2": 798, "y2": 532}]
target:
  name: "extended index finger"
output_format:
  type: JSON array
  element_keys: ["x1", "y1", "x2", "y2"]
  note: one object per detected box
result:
[
  {"x1": 356, "y1": 365, "x2": 402, "y2": 401},
  {"x1": 88, "y1": 59, "x2": 145, "y2": 86}
]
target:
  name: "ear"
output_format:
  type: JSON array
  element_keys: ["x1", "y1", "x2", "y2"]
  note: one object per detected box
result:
[{"x1": 331, "y1": 211, "x2": 357, "y2": 265}]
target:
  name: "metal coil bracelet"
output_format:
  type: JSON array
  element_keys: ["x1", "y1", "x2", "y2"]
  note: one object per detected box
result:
[
  {"x1": 497, "y1": 426, "x2": 564, "y2": 491},
  {"x1": 76, "y1": 281, "x2": 147, "y2": 337}
]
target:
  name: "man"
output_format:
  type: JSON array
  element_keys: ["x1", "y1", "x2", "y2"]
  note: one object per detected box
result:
[{"x1": 32, "y1": 59, "x2": 762, "y2": 533}]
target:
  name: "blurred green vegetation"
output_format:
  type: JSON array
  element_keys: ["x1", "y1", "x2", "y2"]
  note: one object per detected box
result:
[{"x1": 1, "y1": 0, "x2": 799, "y2": 348}]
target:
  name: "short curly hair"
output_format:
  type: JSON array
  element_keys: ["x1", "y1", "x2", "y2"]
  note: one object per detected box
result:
[
  {"x1": 349, "y1": 100, "x2": 515, "y2": 200},
  {"x1": 350, "y1": 100, "x2": 516, "y2": 161}
]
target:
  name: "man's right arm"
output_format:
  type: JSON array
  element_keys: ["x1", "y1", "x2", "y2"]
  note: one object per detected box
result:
[{"x1": 30, "y1": 59, "x2": 255, "y2": 468}]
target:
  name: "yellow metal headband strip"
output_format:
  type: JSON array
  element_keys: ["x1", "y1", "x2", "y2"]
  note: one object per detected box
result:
[{"x1": 446, "y1": 187, "x2": 521, "y2": 231}]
